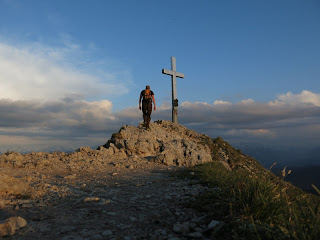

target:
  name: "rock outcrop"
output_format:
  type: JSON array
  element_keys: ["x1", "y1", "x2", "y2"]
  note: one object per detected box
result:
[
  {"x1": 0, "y1": 120, "x2": 261, "y2": 175},
  {"x1": 98, "y1": 120, "x2": 213, "y2": 166}
]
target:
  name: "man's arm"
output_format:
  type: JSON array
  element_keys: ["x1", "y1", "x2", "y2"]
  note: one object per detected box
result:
[
  {"x1": 152, "y1": 95, "x2": 156, "y2": 110},
  {"x1": 139, "y1": 94, "x2": 142, "y2": 110}
]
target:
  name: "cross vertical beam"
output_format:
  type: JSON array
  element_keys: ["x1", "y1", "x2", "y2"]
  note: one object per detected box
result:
[{"x1": 162, "y1": 57, "x2": 185, "y2": 124}]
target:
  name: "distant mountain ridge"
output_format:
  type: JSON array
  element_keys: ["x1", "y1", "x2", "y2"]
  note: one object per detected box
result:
[{"x1": 238, "y1": 143, "x2": 320, "y2": 192}]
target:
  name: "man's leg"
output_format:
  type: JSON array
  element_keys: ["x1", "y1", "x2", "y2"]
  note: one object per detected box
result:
[
  {"x1": 142, "y1": 101, "x2": 147, "y2": 125},
  {"x1": 146, "y1": 102, "x2": 152, "y2": 129}
]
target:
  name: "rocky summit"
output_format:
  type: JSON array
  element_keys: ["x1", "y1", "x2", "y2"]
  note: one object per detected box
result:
[
  {"x1": 0, "y1": 120, "x2": 262, "y2": 239},
  {"x1": 98, "y1": 120, "x2": 213, "y2": 167}
]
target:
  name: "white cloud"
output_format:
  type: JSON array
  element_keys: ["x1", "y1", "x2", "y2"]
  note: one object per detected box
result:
[
  {"x1": 8, "y1": 39, "x2": 320, "y2": 152},
  {"x1": 225, "y1": 129, "x2": 274, "y2": 137},
  {"x1": 0, "y1": 41, "x2": 131, "y2": 101},
  {"x1": 181, "y1": 101, "x2": 211, "y2": 107},
  {"x1": 0, "y1": 98, "x2": 117, "y2": 131},
  {"x1": 269, "y1": 90, "x2": 320, "y2": 107},
  {"x1": 213, "y1": 100, "x2": 232, "y2": 105},
  {"x1": 240, "y1": 99, "x2": 255, "y2": 104}
]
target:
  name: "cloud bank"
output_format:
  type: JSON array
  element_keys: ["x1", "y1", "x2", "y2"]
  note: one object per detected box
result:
[
  {"x1": 0, "y1": 41, "x2": 130, "y2": 101},
  {"x1": 0, "y1": 40, "x2": 319, "y2": 152},
  {"x1": 0, "y1": 39, "x2": 133, "y2": 152},
  {"x1": 0, "y1": 90, "x2": 319, "y2": 152}
]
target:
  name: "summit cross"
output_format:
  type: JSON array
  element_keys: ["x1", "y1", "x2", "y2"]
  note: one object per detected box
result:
[{"x1": 162, "y1": 56, "x2": 185, "y2": 124}]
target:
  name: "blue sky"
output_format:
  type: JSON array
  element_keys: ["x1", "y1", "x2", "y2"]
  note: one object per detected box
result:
[{"x1": 0, "y1": 0, "x2": 320, "y2": 156}]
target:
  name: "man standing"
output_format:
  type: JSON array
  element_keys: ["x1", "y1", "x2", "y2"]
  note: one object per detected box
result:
[{"x1": 139, "y1": 85, "x2": 156, "y2": 129}]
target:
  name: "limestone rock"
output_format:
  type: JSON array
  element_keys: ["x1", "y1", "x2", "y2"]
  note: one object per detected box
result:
[
  {"x1": 101, "y1": 120, "x2": 213, "y2": 167},
  {"x1": 0, "y1": 216, "x2": 27, "y2": 237},
  {"x1": 0, "y1": 174, "x2": 33, "y2": 198}
]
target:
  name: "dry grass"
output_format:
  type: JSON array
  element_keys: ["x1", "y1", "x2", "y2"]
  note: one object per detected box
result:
[{"x1": 186, "y1": 161, "x2": 320, "y2": 239}]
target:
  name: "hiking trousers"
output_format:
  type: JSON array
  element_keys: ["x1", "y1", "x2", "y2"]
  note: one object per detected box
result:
[{"x1": 142, "y1": 99, "x2": 152, "y2": 128}]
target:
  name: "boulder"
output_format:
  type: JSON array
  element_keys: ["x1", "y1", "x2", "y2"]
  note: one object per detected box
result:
[{"x1": 0, "y1": 216, "x2": 27, "y2": 237}]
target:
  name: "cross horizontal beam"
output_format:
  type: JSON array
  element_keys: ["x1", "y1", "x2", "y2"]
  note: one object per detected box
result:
[{"x1": 162, "y1": 69, "x2": 185, "y2": 78}]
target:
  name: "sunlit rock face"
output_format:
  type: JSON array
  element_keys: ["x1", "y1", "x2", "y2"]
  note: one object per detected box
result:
[{"x1": 99, "y1": 120, "x2": 213, "y2": 167}]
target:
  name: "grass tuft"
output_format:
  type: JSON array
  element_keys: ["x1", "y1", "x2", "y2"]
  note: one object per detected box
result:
[{"x1": 187, "y1": 161, "x2": 320, "y2": 239}]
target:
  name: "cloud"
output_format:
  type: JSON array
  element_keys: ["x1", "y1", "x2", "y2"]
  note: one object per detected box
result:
[
  {"x1": 0, "y1": 38, "x2": 133, "y2": 152},
  {"x1": 269, "y1": 90, "x2": 320, "y2": 107},
  {"x1": 168, "y1": 90, "x2": 320, "y2": 147},
  {"x1": 0, "y1": 41, "x2": 131, "y2": 101},
  {"x1": 240, "y1": 99, "x2": 255, "y2": 104},
  {"x1": 225, "y1": 129, "x2": 275, "y2": 139},
  {"x1": 0, "y1": 90, "x2": 319, "y2": 152},
  {"x1": 176, "y1": 91, "x2": 320, "y2": 127},
  {"x1": 0, "y1": 98, "x2": 117, "y2": 132},
  {"x1": 213, "y1": 100, "x2": 232, "y2": 105},
  {"x1": 0, "y1": 98, "x2": 122, "y2": 152}
]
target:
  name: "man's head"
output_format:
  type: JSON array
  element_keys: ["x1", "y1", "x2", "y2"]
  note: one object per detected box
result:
[{"x1": 146, "y1": 85, "x2": 150, "y2": 89}]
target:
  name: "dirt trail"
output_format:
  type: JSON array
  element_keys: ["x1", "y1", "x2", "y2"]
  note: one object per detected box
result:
[
  {"x1": 1, "y1": 121, "x2": 224, "y2": 239},
  {"x1": 1, "y1": 163, "x2": 212, "y2": 240}
]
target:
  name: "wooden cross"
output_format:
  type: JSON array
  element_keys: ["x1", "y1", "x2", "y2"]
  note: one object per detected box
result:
[{"x1": 162, "y1": 56, "x2": 185, "y2": 124}]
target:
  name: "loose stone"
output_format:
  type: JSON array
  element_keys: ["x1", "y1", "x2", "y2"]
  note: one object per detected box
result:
[
  {"x1": 84, "y1": 197, "x2": 101, "y2": 202},
  {"x1": 187, "y1": 232, "x2": 203, "y2": 238},
  {"x1": 173, "y1": 222, "x2": 190, "y2": 234},
  {"x1": 0, "y1": 216, "x2": 27, "y2": 237},
  {"x1": 102, "y1": 230, "x2": 113, "y2": 236},
  {"x1": 208, "y1": 220, "x2": 222, "y2": 230}
]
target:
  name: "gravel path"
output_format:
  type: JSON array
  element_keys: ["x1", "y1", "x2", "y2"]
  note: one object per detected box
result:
[{"x1": 2, "y1": 164, "x2": 213, "y2": 240}]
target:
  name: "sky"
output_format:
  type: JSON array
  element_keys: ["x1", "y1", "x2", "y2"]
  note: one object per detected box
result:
[{"x1": 0, "y1": 0, "x2": 319, "y2": 158}]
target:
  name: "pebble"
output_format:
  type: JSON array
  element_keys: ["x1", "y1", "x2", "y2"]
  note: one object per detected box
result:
[
  {"x1": 64, "y1": 174, "x2": 77, "y2": 179},
  {"x1": 155, "y1": 229, "x2": 167, "y2": 236},
  {"x1": 21, "y1": 203, "x2": 33, "y2": 208},
  {"x1": 117, "y1": 224, "x2": 130, "y2": 230},
  {"x1": 126, "y1": 165, "x2": 134, "y2": 169},
  {"x1": 102, "y1": 230, "x2": 113, "y2": 236},
  {"x1": 168, "y1": 237, "x2": 181, "y2": 240},
  {"x1": 173, "y1": 222, "x2": 190, "y2": 234},
  {"x1": 208, "y1": 220, "x2": 222, "y2": 230},
  {"x1": 106, "y1": 212, "x2": 118, "y2": 216},
  {"x1": 102, "y1": 199, "x2": 114, "y2": 204},
  {"x1": 187, "y1": 232, "x2": 203, "y2": 238},
  {"x1": 129, "y1": 216, "x2": 137, "y2": 222},
  {"x1": 83, "y1": 197, "x2": 101, "y2": 202}
]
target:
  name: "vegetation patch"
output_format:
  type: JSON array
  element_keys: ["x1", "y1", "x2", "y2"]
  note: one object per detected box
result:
[{"x1": 185, "y1": 161, "x2": 320, "y2": 239}]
